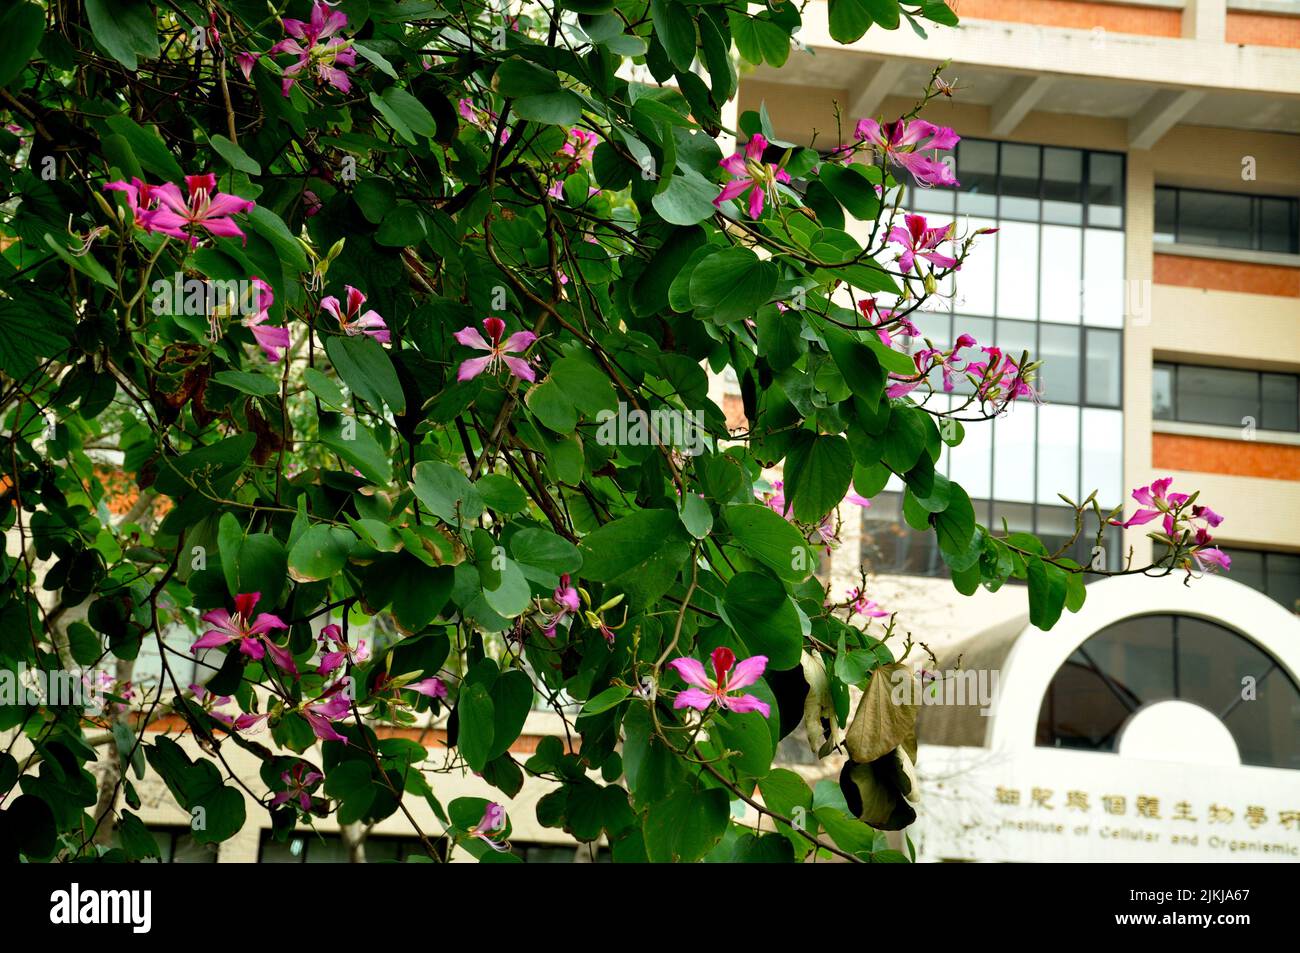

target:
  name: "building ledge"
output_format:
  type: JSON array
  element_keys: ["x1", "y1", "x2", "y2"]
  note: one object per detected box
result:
[
  {"x1": 1154, "y1": 419, "x2": 1300, "y2": 446},
  {"x1": 1154, "y1": 240, "x2": 1300, "y2": 268}
]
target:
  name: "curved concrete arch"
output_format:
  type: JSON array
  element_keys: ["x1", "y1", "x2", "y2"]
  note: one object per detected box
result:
[{"x1": 986, "y1": 573, "x2": 1300, "y2": 752}]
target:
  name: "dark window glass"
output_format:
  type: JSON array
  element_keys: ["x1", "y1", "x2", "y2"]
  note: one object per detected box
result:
[
  {"x1": 1261, "y1": 373, "x2": 1299, "y2": 432},
  {"x1": 1178, "y1": 190, "x2": 1252, "y2": 248},
  {"x1": 1037, "y1": 615, "x2": 1300, "y2": 768},
  {"x1": 1229, "y1": 549, "x2": 1267, "y2": 595},
  {"x1": 1042, "y1": 148, "x2": 1083, "y2": 225},
  {"x1": 1259, "y1": 197, "x2": 1296, "y2": 254},
  {"x1": 1266, "y1": 552, "x2": 1300, "y2": 614},
  {"x1": 1154, "y1": 186, "x2": 1176, "y2": 243},
  {"x1": 1086, "y1": 153, "x2": 1124, "y2": 228},
  {"x1": 955, "y1": 139, "x2": 997, "y2": 217},
  {"x1": 1157, "y1": 363, "x2": 1300, "y2": 433},
  {"x1": 1084, "y1": 328, "x2": 1121, "y2": 407},
  {"x1": 1152, "y1": 363, "x2": 1174, "y2": 420},
  {"x1": 1000, "y1": 143, "x2": 1040, "y2": 221},
  {"x1": 1157, "y1": 186, "x2": 1298, "y2": 253},
  {"x1": 1175, "y1": 365, "x2": 1257, "y2": 428}
]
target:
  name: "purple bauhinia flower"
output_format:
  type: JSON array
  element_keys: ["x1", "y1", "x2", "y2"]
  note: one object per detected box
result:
[
  {"x1": 321, "y1": 285, "x2": 390, "y2": 344},
  {"x1": 105, "y1": 173, "x2": 254, "y2": 247},
  {"x1": 191, "y1": 592, "x2": 297, "y2": 676},
  {"x1": 454, "y1": 316, "x2": 537, "y2": 382},
  {"x1": 468, "y1": 802, "x2": 509, "y2": 851},
  {"x1": 669, "y1": 646, "x2": 770, "y2": 718},
  {"x1": 854, "y1": 118, "x2": 960, "y2": 187},
  {"x1": 714, "y1": 134, "x2": 791, "y2": 219},
  {"x1": 269, "y1": 0, "x2": 357, "y2": 97},
  {"x1": 889, "y1": 213, "x2": 958, "y2": 273},
  {"x1": 243, "y1": 276, "x2": 290, "y2": 362},
  {"x1": 271, "y1": 763, "x2": 323, "y2": 810},
  {"x1": 543, "y1": 573, "x2": 580, "y2": 640},
  {"x1": 316, "y1": 623, "x2": 370, "y2": 677},
  {"x1": 303, "y1": 680, "x2": 352, "y2": 743}
]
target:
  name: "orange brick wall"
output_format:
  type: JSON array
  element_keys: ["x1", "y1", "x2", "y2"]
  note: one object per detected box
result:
[
  {"x1": 1153, "y1": 433, "x2": 1300, "y2": 480},
  {"x1": 953, "y1": 0, "x2": 1181, "y2": 35},
  {"x1": 1153, "y1": 253, "x2": 1300, "y2": 298},
  {"x1": 1226, "y1": 12, "x2": 1300, "y2": 49}
]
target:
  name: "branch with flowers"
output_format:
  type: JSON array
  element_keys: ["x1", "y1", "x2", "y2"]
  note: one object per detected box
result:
[{"x1": 0, "y1": 0, "x2": 1229, "y2": 864}]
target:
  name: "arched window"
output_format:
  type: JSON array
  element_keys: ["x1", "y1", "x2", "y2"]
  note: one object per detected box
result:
[{"x1": 1035, "y1": 614, "x2": 1300, "y2": 770}]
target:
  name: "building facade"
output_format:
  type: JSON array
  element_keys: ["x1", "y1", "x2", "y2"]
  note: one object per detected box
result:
[{"x1": 725, "y1": 0, "x2": 1300, "y2": 860}]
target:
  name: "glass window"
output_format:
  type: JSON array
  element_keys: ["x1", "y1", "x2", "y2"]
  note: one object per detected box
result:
[
  {"x1": 1042, "y1": 148, "x2": 1083, "y2": 226},
  {"x1": 1039, "y1": 226, "x2": 1082, "y2": 324},
  {"x1": 1261, "y1": 373, "x2": 1299, "y2": 432},
  {"x1": 949, "y1": 315, "x2": 991, "y2": 395},
  {"x1": 1038, "y1": 324, "x2": 1080, "y2": 405},
  {"x1": 956, "y1": 218, "x2": 997, "y2": 315},
  {"x1": 999, "y1": 143, "x2": 1040, "y2": 221},
  {"x1": 1085, "y1": 152, "x2": 1124, "y2": 228},
  {"x1": 1178, "y1": 190, "x2": 1252, "y2": 248},
  {"x1": 1036, "y1": 404, "x2": 1079, "y2": 505},
  {"x1": 1084, "y1": 328, "x2": 1121, "y2": 407},
  {"x1": 956, "y1": 139, "x2": 998, "y2": 217},
  {"x1": 1176, "y1": 365, "x2": 1257, "y2": 428},
  {"x1": 992, "y1": 404, "x2": 1036, "y2": 503},
  {"x1": 1152, "y1": 363, "x2": 1174, "y2": 420},
  {"x1": 1157, "y1": 363, "x2": 1300, "y2": 433},
  {"x1": 948, "y1": 402, "x2": 992, "y2": 499},
  {"x1": 1080, "y1": 408, "x2": 1123, "y2": 507},
  {"x1": 1154, "y1": 186, "x2": 1176, "y2": 244},
  {"x1": 1259, "y1": 197, "x2": 1296, "y2": 254},
  {"x1": 1082, "y1": 229, "x2": 1124, "y2": 327},
  {"x1": 1266, "y1": 552, "x2": 1300, "y2": 614},
  {"x1": 1228, "y1": 549, "x2": 1267, "y2": 594},
  {"x1": 1038, "y1": 614, "x2": 1300, "y2": 769},
  {"x1": 1156, "y1": 186, "x2": 1298, "y2": 252},
  {"x1": 995, "y1": 221, "x2": 1038, "y2": 319}
]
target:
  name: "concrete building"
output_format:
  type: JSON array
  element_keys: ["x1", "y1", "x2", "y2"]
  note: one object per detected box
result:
[{"x1": 725, "y1": 0, "x2": 1300, "y2": 860}]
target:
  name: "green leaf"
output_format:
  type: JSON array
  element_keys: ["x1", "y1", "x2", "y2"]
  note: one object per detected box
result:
[
  {"x1": 457, "y1": 684, "x2": 495, "y2": 772},
  {"x1": 319, "y1": 414, "x2": 393, "y2": 485},
  {"x1": 512, "y1": 91, "x2": 583, "y2": 126},
  {"x1": 0, "y1": 2, "x2": 43, "y2": 90},
  {"x1": 721, "y1": 572, "x2": 802, "y2": 670},
  {"x1": 651, "y1": 0, "x2": 697, "y2": 72},
  {"x1": 324, "y1": 334, "x2": 405, "y2": 414},
  {"x1": 371, "y1": 87, "x2": 438, "y2": 143},
  {"x1": 643, "y1": 788, "x2": 730, "y2": 862},
  {"x1": 1028, "y1": 557, "x2": 1069, "y2": 630},
  {"x1": 782, "y1": 433, "x2": 853, "y2": 524},
  {"x1": 488, "y1": 670, "x2": 534, "y2": 759},
  {"x1": 412, "y1": 461, "x2": 484, "y2": 525},
  {"x1": 582, "y1": 685, "x2": 631, "y2": 715},
  {"x1": 551, "y1": 357, "x2": 616, "y2": 416},
  {"x1": 476, "y1": 474, "x2": 528, "y2": 514},
  {"x1": 689, "y1": 248, "x2": 777, "y2": 324},
  {"x1": 651, "y1": 166, "x2": 718, "y2": 226},
  {"x1": 287, "y1": 524, "x2": 356, "y2": 582},
  {"x1": 819, "y1": 164, "x2": 882, "y2": 220},
  {"x1": 211, "y1": 369, "x2": 278, "y2": 397},
  {"x1": 934, "y1": 484, "x2": 980, "y2": 572},
  {"x1": 103, "y1": 114, "x2": 184, "y2": 182},
  {"x1": 303, "y1": 367, "x2": 348, "y2": 411},
  {"x1": 244, "y1": 206, "x2": 309, "y2": 275},
  {"x1": 723, "y1": 504, "x2": 814, "y2": 583},
  {"x1": 577, "y1": 509, "x2": 692, "y2": 607},
  {"x1": 525, "y1": 378, "x2": 577, "y2": 434},
  {"x1": 85, "y1": 0, "x2": 159, "y2": 71},
  {"x1": 209, "y1": 134, "x2": 261, "y2": 175}
]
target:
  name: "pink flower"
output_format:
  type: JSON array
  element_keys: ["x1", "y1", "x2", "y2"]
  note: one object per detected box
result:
[
  {"x1": 269, "y1": 0, "x2": 357, "y2": 96},
  {"x1": 543, "y1": 573, "x2": 580, "y2": 640},
  {"x1": 321, "y1": 285, "x2": 390, "y2": 343},
  {"x1": 846, "y1": 587, "x2": 889, "y2": 618},
  {"x1": 469, "y1": 802, "x2": 509, "y2": 851},
  {"x1": 316, "y1": 623, "x2": 370, "y2": 677},
  {"x1": 668, "y1": 646, "x2": 770, "y2": 718},
  {"x1": 407, "y1": 677, "x2": 448, "y2": 699},
  {"x1": 963, "y1": 345, "x2": 1039, "y2": 404},
  {"x1": 1192, "y1": 544, "x2": 1232, "y2": 573},
  {"x1": 191, "y1": 592, "x2": 297, "y2": 676},
  {"x1": 106, "y1": 173, "x2": 255, "y2": 248},
  {"x1": 243, "y1": 276, "x2": 289, "y2": 362},
  {"x1": 560, "y1": 128, "x2": 598, "y2": 171},
  {"x1": 271, "y1": 763, "x2": 323, "y2": 810},
  {"x1": 714, "y1": 134, "x2": 791, "y2": 219},
  {"x1": 235, "y1": 51, "x2": 260, "y2": 80},
  {"x1": 303, "y1": 680, "x2": 351, "y2": 743},
  {"x1": 459, "y1": 99, "x2": 510, "y2": 143},
  {"x1": 860, "y1": 298, "x2": 918, "y2": 348},
  {"x1": 854, "y1": 118, "x2": 959, "y2": 187},
  {"x1": 889, "y1": 213, "x2": 958, "y2": 273},
  {"x1": 454, "y1": 317, "x2": 536, "y2": 382},
  {"x1": 1110, "y1": 477, "x2": 1187, "y2": 529}
]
